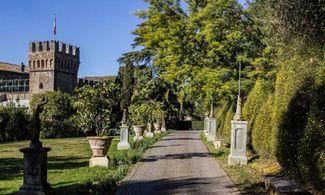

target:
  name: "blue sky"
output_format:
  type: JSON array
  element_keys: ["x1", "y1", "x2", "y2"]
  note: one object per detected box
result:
[{"x1": 0, "y1": 0, "x2": 246, "y2": 77}]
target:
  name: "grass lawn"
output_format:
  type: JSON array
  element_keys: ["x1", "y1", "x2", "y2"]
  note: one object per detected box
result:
[
  {"x1": 0, "y1": 133, "x2": 162, "y2": 195},
  {"x1": 200, "y1": 132, "x2": 281, "y2": 194}
]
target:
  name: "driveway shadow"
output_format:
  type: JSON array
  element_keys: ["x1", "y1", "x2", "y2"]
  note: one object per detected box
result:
[{"x1": 117, "y1": 176, "x2": 239, "y2": 195}]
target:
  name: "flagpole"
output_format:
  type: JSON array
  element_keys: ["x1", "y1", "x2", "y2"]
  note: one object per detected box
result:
[{"x1": 53, "y1": 14, "x2": 56, "y2": 41}]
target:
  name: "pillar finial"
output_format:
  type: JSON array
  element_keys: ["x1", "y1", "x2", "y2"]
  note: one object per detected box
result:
[
  {"x1": 233, "y1": 60, "x2": 242, "y2": 121},
  {"x1": 233, "y1": 95, "x2": 242, "y2": 121},
  {"x1": 209, "y1": 102, "x2": 214, "y2": 118}
]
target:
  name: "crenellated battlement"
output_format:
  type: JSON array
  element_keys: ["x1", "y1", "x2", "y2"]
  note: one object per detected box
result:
[{"x1": 29, "y1": 41, "x2": 80, "y2": 56}]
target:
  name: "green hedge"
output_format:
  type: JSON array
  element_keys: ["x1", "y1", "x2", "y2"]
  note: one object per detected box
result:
[
  {"x1": 30, "y1": 91, "x2": 81, "y2": 138},
  {"x1": 215, "y1": 49, "x2": 325, "y2": 192},
  {"x1": 0, "y1": 103, "x2": 30, "y2": 142},
  {"x1": 191, "y1": 120, "x2": 204, "y2": 130}
]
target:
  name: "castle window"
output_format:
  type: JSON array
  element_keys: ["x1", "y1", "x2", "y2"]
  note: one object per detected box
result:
[
  {"x1": 45, "y1": 60, "x2": 48, "y2": 68},
  {"x1": 41, "y1": 60, "x2": 44, "y2": 68},
  {"x1": 37, "y1": 60, "x2": 40, "y2": 68},
  {"x1": 39, "y1": 83, "x2": 43, "y2": 89},
  {"x1": 32, "y1": 61, "x2": 35, "y2": 69},
  {"x1": 50, "y1": 59, "x2": 53, "y2": 67}
]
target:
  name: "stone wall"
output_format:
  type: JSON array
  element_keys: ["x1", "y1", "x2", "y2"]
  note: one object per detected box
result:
[
  {"x1": 55, "y1": 71, "x2": 77, "y2": 94},
  {"x1": 29, "y1": 71, "x2": 55, "y2": 99},
  {"x1": 0, "y1": 92, "x2": 29, "y2": 101}
]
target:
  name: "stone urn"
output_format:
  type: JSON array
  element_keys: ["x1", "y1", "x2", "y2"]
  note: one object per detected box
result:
[
  {"x1": 154, "y1": 122, "x2": 161, "y2": 134},
  {"x1": 87, "y1": 136, "x2": 113, "y2": 167},
  {"x1": 133, "y1": 125, "x2": 145, "y2": 141}
]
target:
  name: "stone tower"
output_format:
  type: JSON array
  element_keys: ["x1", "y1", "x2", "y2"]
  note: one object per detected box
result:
[{"x1": 28, "y1": 41, "x2": 80, "y2": 99}]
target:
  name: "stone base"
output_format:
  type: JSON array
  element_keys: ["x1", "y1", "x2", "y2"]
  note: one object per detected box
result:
[
  {"x1": 17, "y1": 184, "x2": 51, "y2": 195},
  {"x1": 228, "y1": 155, "x2": 247, "y2": 165},
  {"x1": 133, "y1": 136, "x2": 144, "y2": 141},
  {"x1": 17, "y1": 147, "x2": 52, "y2": 195},
  {"x1": 89, "y1": 156, "x2": 108, "y2": 167},
  {"x1": 154, "y1": 130, "x2": 161, "y2": 134},
  {"x1": 145, "y1": 132, "x2": 154, "y2": 137},
  {"x1": 117, "y1": 141, "x2": 130, "y2": 150}
]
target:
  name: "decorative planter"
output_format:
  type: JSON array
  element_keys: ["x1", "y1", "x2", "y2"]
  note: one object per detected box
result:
[
  {"x1": 87, "y1": 136, "x2": 113, "y2": 167},
  {"x1": 133, "y1": 125, "x2": 145, "y2": 141},
  {"x1": 146, "y1": 122, "x2": 154, "y2": 137},
  {"x1": 154, "y1": 122, "x2": 161, "y2": 134}
]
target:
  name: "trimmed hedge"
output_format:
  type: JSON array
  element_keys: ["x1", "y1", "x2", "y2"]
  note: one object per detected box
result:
[{"x1": 215, "y1": 48, "x2": 325, "y2": 192}]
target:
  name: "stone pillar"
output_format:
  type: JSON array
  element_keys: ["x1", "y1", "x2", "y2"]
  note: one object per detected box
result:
[
  {"x1": 228, "y1": 120, "x2": 248, "y2": 165},
  {"x1": 117, "y1": 125, "x2": 130, "y2": 150},
  {"x1": 161, "y1": 120, "x2": 167, "y2": 133},
  {"x1": 145, "y1": 123, "x2": 154, "y2": 137},
  {"x1": 204, "y1": 117, "x2": 209, "y2": 136},
  {"x1": 17, "y1": 147, "x2": 52, "y2": 195},
  {"x1": 207, "y1": 118, "x2": 216, "y2": 141}
]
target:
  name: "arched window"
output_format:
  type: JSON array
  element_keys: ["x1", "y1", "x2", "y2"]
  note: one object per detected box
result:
[
  {"x1": 45, "y1": 60, "x2": 48, "y2": 68},
  {"x1": 39, "y1": 83, "x2": 43, "y2": 89},
  {"x1": 37, "y1": 60, "x2": 40, "y2": 68},
  {"x1": 41, "y1": 60, "x2": 44, "y2": 68},
  {"x1": 50, "y1": 59, "x2": 53, "y2": 67}
]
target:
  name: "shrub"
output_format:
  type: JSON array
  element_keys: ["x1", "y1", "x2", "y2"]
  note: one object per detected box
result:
[
  {"x1": 151, "y1": 101, "x2": 165, "y2": 123},
  {"x1": 0, "y1": 103, "x2": 30, "y2": 142},
  {"x1": 73, "y1": 81, "x2": 119, "y2": 137},
  {"x1": 30, "y1": 91, "x2": 80, "y2": 138},
  {"x1": 128, "y1": 103, "x2": 151, "y2": 125}
]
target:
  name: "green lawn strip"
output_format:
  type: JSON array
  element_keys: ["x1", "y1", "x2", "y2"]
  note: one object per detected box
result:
[
  {"x1": 200, "y1": 133, "x2": 268, "y2": 194},
  {"x1": 0, "y1": 131, "x2": 171, "y2": 194}
]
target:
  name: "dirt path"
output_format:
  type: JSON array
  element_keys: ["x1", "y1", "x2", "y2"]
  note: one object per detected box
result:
[{"x1": 117, "y1": 131, "x2": 240, "y2": 195}]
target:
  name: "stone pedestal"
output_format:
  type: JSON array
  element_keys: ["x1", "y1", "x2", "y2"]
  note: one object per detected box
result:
[
  {"x1": 145, "y1": 132, "x2": 154, "y2": 137},
  {"x1": 17, "y1": 147, "x2": 52, "y2": 195},
  {"x1": 207, "y1": 118, "x2": 216, "y2": 141},
  {"x1": 117, "y1": 125, "x2": 130, "y2": 150},
  {"x1": 228, "y1": 120, "x2": 248, "y2": 165},
  {"x1": 89, "y1": 156, "x2": 108, "y2": 168},
  {"x1": 204, "y1": 117, "x2": 209, "y2": 136}
]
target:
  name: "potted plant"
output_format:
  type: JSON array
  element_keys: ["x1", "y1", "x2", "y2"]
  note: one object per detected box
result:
[
  {"x1": 128, "y1": 103, "x2": 151, "y2": 141},
  {"x1": 73, "y1": 81, "x2": 118, "y2": 167},
  {"x1": 152, "y1": 102, "x2": 165, "y2": 133}
]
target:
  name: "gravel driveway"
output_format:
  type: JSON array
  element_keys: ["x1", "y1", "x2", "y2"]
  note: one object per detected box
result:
[{"x1": 117, "y1": 131, "x2": 240, "y2": 195}]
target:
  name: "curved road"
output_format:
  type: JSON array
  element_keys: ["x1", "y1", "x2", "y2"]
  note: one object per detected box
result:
[{"x1": 117, "y1": 131, "x2": 240, "y2": 195}]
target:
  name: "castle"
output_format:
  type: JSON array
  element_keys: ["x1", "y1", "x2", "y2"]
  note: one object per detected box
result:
[{"x1": 0, "y1": 40, "x2": 114, "y2": 106}]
